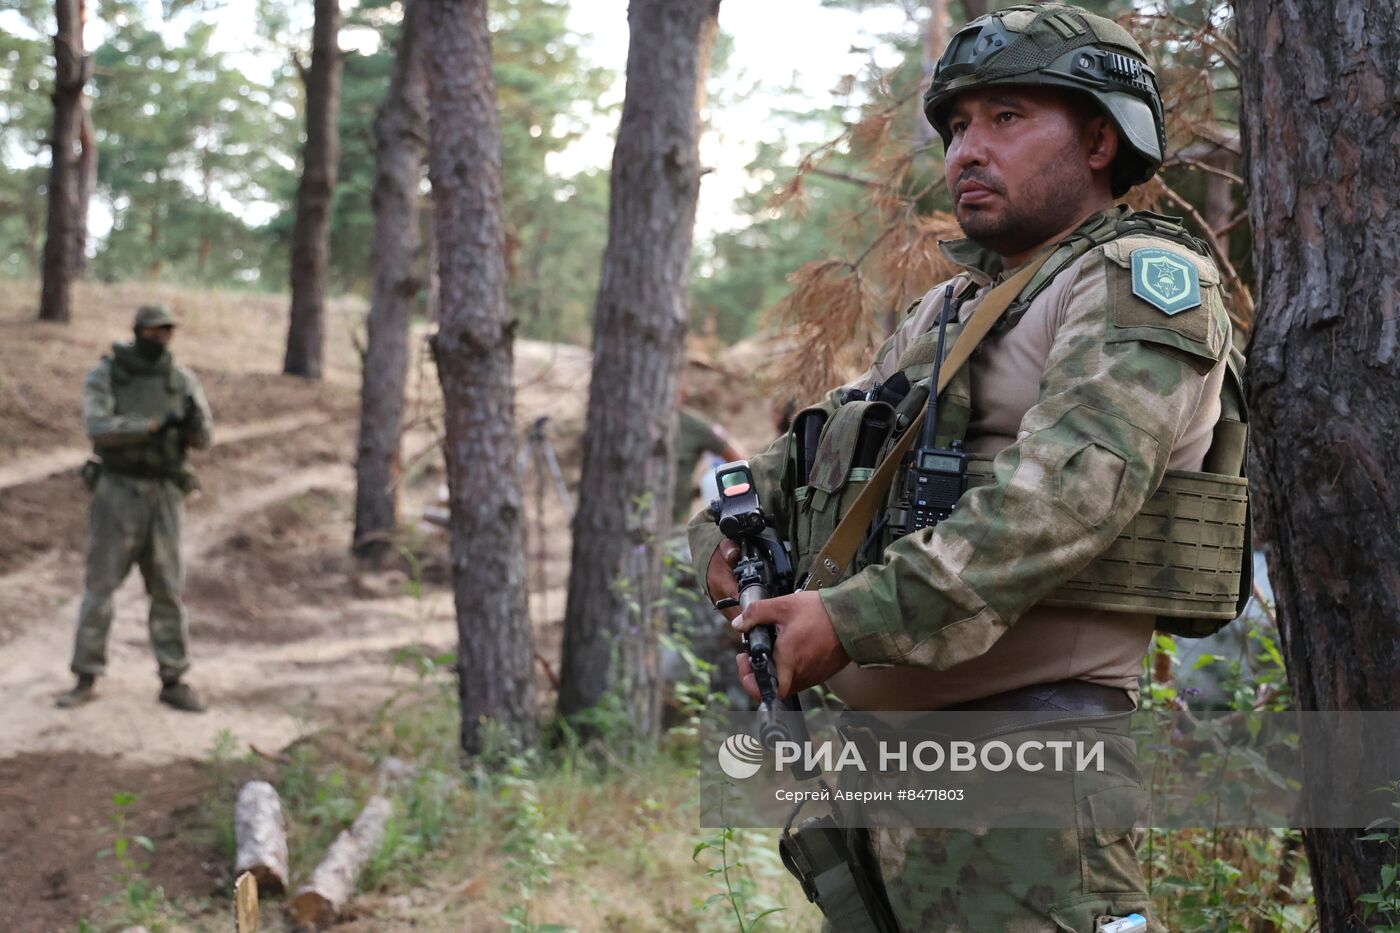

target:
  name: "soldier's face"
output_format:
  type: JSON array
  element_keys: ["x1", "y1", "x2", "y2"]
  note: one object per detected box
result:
[
  {"x1": 943, "y1": 86, "x2": 1115, "y2": 259},
  {"x1": 137, "y1": 325, "x2": 175, "y2": 346}
]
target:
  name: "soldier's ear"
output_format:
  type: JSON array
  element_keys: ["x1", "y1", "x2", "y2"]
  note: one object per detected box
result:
[{"x1": 1085, "y1": 114, "x2": 1120, "y2": 174}]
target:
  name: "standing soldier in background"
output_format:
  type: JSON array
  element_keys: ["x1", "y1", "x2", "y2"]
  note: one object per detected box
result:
[
  {"x1": 673, "y1": 394, "x2": 744, "y2": 525},
  {"x1": 56, "y1": 305, "x2": 214, "y2": 712}
]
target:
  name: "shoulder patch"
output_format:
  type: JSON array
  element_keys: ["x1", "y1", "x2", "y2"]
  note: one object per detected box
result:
[{"x1": 1130, "y1": 247, "x2": 1201, "y2": 315}]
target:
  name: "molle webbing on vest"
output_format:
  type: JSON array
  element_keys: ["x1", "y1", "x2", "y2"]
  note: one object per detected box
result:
[
  {"x1": 1157, "y1": 344, "x2": 1252, "y2": 635},
  {"x1": 963, "y1": 457, "x2": 1249, "y2": 620}
]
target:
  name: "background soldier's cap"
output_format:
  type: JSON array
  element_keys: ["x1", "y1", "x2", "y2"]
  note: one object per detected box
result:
[{"x1": 133, "y1": 304, "x2": 177, "y2": 329}]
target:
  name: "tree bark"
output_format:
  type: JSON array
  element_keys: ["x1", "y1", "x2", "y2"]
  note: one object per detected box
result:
[
  {"x1": 38, "y1": 0, "x2": 89, "y2": 323},
  {"x1": 557, "y1": 0, "x2": 720, "y2": 739},
  {"x1": 233, "y1": 781, "x2": 290, "y2": 896},
  {"x1": 425, "y1": 199, "x2": 441, "y2": 324},
  {"x1": 283, "y1": 0, "x2": 344, "y2": 379},
  {"x1": 72, "y1": 0, "x2": 93, "y2": 277},
  {"x1": 958, "y1": 0, "x2": 988, "y2": 22},
  {"x1": 1237, "y1": 1, "x2": 1400, "y2": 929},
  {"x1": 288, "y1": 795, "x2": 389, "y2": 929},
  {"x1": 426, "y1": 0, "x2": 536, "y2": 755},
  {"x1": 353, "y1": 0, "x2": 429, "y2": 564},
  {"x1": 916, "y1": 0, "x2": 948, "y2": 147}
]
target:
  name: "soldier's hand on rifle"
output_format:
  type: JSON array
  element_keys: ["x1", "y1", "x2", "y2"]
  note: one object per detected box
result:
[
  {"x1": 706, "y1": 540, "x2": 742, "y2": 620},
  {"x1": 732, "y1": 591, "x2": 850, "y2": 700}
]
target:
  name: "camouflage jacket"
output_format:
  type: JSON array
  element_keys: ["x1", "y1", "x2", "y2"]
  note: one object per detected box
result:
[
  {"x1": 84, "y1": 344, "x2": 214, "y2": 460},
  {"x1": 674, "y1": 407, "x2": 735, "y2": 523},
  {"x1": 689, "y1": 208, "x2": 1232, "y2": 678}
]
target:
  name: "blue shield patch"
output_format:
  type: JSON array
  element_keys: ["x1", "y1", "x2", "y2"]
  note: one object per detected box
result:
[{"x1": 1131, "y1": 247, "x2": 1201, "y2": 315}]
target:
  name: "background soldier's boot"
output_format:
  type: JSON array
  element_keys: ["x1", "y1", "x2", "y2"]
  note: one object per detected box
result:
[
  {"x1": 55, "y1": 674, "x2": 97, "y2": 709},
  {"x1": 158, "y1": 680, "x2": 207, "y2": 713}
]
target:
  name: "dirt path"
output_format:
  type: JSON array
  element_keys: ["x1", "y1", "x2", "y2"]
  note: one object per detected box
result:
[
  {"x1": 0, "y1": 459, "x2": 461, "y2": 765},
  {"x1": 0, "y1": 411, "x2": 333, "y2": 493}
]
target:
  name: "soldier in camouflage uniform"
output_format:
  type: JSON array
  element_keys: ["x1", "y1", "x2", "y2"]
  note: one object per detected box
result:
[
  {"x1": 691, "y1": 5, "x2": 1235, "y2": 930},
  {"x1": 673, "y1": 403, "x2": 744, "y2": 524},
  {"x1": 57, "y1": 305, "x2": 213, "y2": 712}
]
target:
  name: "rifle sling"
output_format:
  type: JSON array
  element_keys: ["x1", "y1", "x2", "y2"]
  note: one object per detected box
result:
[{"x1": 801, "y1": 249, "x2": 1056, "y2": 592}]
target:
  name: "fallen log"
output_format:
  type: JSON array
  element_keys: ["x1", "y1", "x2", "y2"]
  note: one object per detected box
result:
[
  {"x1": 289, "y1": 795, "x2": 392, "y2": 929},
  {"x1": 233, "y1": 781, "x2": 290, "y2": 896}
]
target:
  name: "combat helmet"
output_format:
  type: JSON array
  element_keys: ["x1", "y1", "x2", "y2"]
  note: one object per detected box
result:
[{"x1": 924, "y1": 3, "x2": 1165, "y2": 197}]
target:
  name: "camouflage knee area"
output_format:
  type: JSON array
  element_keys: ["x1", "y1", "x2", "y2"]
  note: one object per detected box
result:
[
  {"x1": 73, "y1": 476, "x2": 151, "y2": 675},
  {"x1": 872, "y1": 824, "x2": 1155, "y2": 932},
  {"x1": 869, "y1": 726, "x2": 1156, "y2": 932},
  {"x1": 872, "y1": 826, "x2": 1075, "y2": 931},
  {"x1": 71, "y1": 591, "x2": 116, "y2": 675},
  {"x1": 143, "y1": 482, "x2": 189, "y2": 677}
]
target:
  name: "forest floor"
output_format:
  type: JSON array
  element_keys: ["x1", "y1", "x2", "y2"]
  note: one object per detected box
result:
[{"x1": 0, "y1": 281, "x2": 812, "y2": 932}]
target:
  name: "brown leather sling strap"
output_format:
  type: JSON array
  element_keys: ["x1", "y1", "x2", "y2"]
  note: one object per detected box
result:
[{"x1": 801, "y1": 248, "x2": 1056, "y2": 591}]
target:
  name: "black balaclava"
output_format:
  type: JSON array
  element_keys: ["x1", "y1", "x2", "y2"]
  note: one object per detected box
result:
[{"x1": 133, "y1": 331, "x2": 167, "y2": 362}]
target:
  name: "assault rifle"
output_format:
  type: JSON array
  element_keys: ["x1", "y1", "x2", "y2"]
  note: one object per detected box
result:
[{"x1": 709, "y1": 461, "x2": 818, "y2": 778}]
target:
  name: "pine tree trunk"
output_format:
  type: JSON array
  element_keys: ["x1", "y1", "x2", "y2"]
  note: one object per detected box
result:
[
  {"x1": 557, "y1": 0, "x2": 720, "y2": 738},
  {"x1": 426, "y1": 0, "x2": 536, "y2": 755},
  {"x1": 38, "y1": 0, "x2": 88, "y2": 323},
  {"x1": 353, "y1": 0, "x2": 429, "y2": 563},
  {"x1": 71, "y1": 0, "x2": 92, "y2": 278},
  {"x1": 916, "y1": 0, "x2": 947, "y2": 147},
  {"x1": 958, "y1": 0, "x2": 988, "y2": 22},
  {"x1": 425, "y1": 200, "x2": 441, "y2": 324},
  {"x1": 73, "y1": 104, "x2": 94, "y2": 277},
  {"x1": 284, "y1": 0, "x2": 344, "y2": 379},
  {"x1": 1237, "y1": 1, "x2": 1400, "y2": 929}
]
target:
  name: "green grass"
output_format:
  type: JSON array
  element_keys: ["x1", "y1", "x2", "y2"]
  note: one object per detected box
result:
[{"x1": 77, "y1": 645, "x2": 821, "y2": 933}]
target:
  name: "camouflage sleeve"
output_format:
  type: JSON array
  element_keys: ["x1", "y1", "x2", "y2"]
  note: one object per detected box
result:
[
  {"x1": 821, "y1": 250, "x2": 1229, "y2": 670},
  {"x1": 181, "y1": 368, "x2": 213, "y2": 450},
  {"x1": 700, "y1": 419, "x2": 733, "y2": 455},
  {"x1": 82, "y1": 360, "x2": 154, "y2": 447}
]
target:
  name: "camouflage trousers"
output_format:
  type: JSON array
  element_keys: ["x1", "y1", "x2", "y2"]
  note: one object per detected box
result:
[
  {"x1": 70, "y1": 472, "x2": 190, "y2": 681},
  {"x1": 830, "y1": 721, "x2": 1162, "y2": 933}
]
